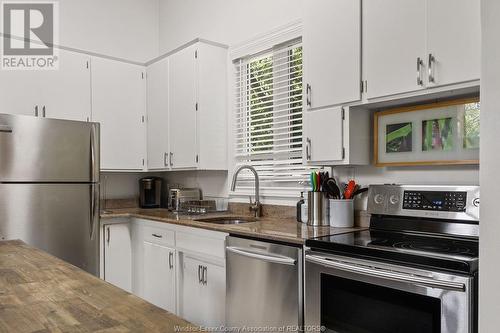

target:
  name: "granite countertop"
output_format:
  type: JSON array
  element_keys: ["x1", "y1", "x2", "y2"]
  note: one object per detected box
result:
[
  {"x1": 0, "y1": 240, "x2": 195, "y2": 333},
  {"x1": 101, "y1": 208, "x2": 365, "y2": 245}
]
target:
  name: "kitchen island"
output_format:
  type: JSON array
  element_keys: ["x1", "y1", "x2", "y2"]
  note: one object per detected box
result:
[{"x1": 0, "y1": 240, "x2": 195, "y2": 333}]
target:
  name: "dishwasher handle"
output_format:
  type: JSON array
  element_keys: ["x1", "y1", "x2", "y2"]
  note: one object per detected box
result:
[{"x1": 227, "y1": 246, "x2": 297, "y2": 266}]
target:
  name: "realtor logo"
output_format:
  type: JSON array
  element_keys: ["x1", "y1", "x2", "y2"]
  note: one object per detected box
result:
[{"x1": 1, "y1": 1, "x2": 59, "y2": 70}]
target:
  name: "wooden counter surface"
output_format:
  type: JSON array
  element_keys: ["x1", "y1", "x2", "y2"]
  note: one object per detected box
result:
[
  {"x1": 0, "y1": 240, "x2": 195, "y2": 333},
  {"x1": 101, "y1": 208, "x2": 365, "y2": 245}
]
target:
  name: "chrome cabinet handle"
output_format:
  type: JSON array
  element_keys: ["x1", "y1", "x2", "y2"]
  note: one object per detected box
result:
[
  {"x1": 227, "y1": 246, "x2": 297, "y2": 266},
  {"x1": 106, "y1": 227, "x2": 110, "y2": 245},
  {"x1": 152, "y1": 233, "x2": 162, "y2": 238},
  {"x1": 428, "y1": 53, "x2": 436, "y2": 83},
  {"x1": 168, "y1": 252, "x2": 173, "y2": 269},
  {"x1": 306, "y1": 138, "x2": 312, "y2": 161},
  {"x1": 169, "y1": 152, "x2": 173, "y2": 166},
  {"x1": 306, "y1": 254, "x2": 465, "y2": 291},
  {"x1": 34, "y1": 105, "x2": 39, "y2": 117},
  {"x1": 202, "y1": 266, "x2": 207, "y2": 285},
  {"x1": 306, "y1": 84, "x2": 312, "y2": 107},
  {"x1": 416, "y1": 57, "x2": 424, "y2": 86},
  {"x1": 42, "y1": 106, "x2": 46, "y2": 118},
  {"x1": 164, "y1": 152, "x2": 168, "y2": 167},
  {"x1": 198, "y1": 265, "x2": 202, "y2": 284}
]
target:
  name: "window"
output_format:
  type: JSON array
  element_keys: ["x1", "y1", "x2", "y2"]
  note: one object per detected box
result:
[{"x1": 234, "y1": 39, "x2": 311, "y2": 197}]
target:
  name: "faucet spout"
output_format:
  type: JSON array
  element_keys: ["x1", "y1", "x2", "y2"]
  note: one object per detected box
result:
[{"x1": 231, "y1": 165, "x2": 261, "y2": 217}]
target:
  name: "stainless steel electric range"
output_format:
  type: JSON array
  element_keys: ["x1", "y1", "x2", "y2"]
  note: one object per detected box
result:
[{"x1": 304, "y1": 185, "x2": 479, "y2": 333}]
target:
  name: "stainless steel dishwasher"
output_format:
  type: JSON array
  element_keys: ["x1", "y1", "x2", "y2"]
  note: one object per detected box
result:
[{"x1": 226, "y1": 236, "x2": 303, "y2": 327}]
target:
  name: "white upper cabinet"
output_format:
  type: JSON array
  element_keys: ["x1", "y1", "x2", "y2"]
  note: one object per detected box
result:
[
  {"x1": 363, "y1": 0, "x2": 480, "y2": 99},
  {"x1": 363, "y1": 0, "x2": 426, "y2": 99},
  {"x1": 167, "y1": 41, "x2": 227, "y2": 171},
  {"x1": 426, "y1": 0, "x2": 480, "y2": 87},
  {"x1": 197, "y1": 42, "x2": 227, "y2": 170},
  {"x1": 303, "y1": 0, "x2": 361, "y2": 109},
  {"x1": 0, "y1": 70, "x2": 43, "y2": 116},
  {"x1": 169, "y1": 44, "x2": 198, "y2": 170},
  {"x1": 305, "y1": 107, "x2": 344, "y2": 164},
  {"x1": 146, "y1": 58, "x2": 170, "y2": 170},
  {"x1": 91, "y1": 57, "x2": 146, "y2": 171},
  {"x1": 42, "y1": 50, "x2": 91, "y2": 122}
]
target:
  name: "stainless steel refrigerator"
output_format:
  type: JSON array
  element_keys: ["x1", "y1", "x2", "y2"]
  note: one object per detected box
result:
[{"x1": 0, "y1": 114, "x2": 100, "y2": 276}]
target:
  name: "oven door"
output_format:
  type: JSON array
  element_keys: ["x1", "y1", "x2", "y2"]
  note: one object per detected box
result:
[{"x1": 305, "y1": 251, "x2": 474, "y2": 333}]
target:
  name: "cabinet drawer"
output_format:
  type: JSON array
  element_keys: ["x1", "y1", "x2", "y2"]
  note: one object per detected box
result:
[
  {"x1": 176, "y1": 231, "x2": 226, "y2": 259},
  {"x1": 142, "y1": 225, "x2": 175, "y2": 246}
]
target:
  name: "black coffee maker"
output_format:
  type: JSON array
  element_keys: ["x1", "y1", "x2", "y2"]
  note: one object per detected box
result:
[{"x1": 139, "y1": 177, "x2": 163, "y2": 208}]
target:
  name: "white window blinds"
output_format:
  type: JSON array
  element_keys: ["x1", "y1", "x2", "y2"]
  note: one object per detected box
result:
[{"x1": 234, "y1": 40, "x2": 311, "y2": 197}]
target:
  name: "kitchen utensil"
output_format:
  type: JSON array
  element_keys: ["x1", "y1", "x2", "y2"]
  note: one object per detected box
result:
[
  {"x1": 351, "y1": 187, "x2": 368, "y2": 198},
  {"x1": 344, "y1": 180, "x2": 356, "y2": 199},
  {"x1": 323, "y1": 178, "x2": 341, "y2": 199}
]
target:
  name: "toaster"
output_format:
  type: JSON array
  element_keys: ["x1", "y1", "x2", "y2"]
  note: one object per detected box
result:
[{"x1": 168, "y1": 188, "x2": 202, "y2": 211}]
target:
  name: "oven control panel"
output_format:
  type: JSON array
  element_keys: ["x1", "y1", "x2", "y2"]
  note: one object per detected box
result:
[
  {"x1": 367, "y1": 185, "x2": 480, "y2": 221},
  {"x1": 402, "y1": 191, "x2": 467, "y2": 212}
]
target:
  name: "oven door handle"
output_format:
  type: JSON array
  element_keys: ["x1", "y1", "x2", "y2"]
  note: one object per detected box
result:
[
  {"x1": 306, "y1": 254, "x2": 466, "y2": 292},
  {"x1": 227, "y1": 246, "x2": 297, "y2": 266}
]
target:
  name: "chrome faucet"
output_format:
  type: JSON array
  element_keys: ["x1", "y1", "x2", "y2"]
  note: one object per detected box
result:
[{"x1": 231, "y1": 165, "x2": 262, "y2": 218}]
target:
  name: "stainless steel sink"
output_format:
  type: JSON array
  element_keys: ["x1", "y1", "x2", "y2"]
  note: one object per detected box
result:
[{"x1": 194, "y1": 216, "x2": 257, "y2": 225}]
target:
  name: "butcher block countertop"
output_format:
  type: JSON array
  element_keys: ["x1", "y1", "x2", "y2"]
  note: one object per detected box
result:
[
  {"x1": 0, "y1": 240, "x2": 195, "y2": 333},
  {"x1": 101, "y1": 208, "x2": 365, "y2": 245}
]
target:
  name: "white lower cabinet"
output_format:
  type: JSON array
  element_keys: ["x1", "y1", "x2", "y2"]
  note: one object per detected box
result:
[
  {"x1": 119, "y1": 218, "x2": 227, "y2": 325},
  {"x1": 143, "y1": 241, "x2": 176, "y2": 313},
  {"x1": 179, "y1": 254, "x2": 225, "y2": 326},
  {"x1": 103, "y1": 223, "x2": 132, "y2": 292}
]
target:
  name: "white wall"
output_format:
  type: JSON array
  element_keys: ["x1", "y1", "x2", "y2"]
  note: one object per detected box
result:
[
  {"x1": 1, "y1": 0, "x2": 159, "y2": 62},
  {"x1": 60, "y1": 0, "x2": 159, "y2": 62},
  {"x1": 479, "y1": 0, "x2": 499, "y2": 330},
  {"x1": 158, "y1": 0, "x2": 302, "y2": 53}
]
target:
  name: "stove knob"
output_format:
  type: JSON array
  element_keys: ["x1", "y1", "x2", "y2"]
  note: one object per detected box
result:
[
  {"x1": 389, "y1": 195, "x2": 399, "y2": 205},
  {"x1": 374, "y1": 194, "x2": 385, "y2": 205}
]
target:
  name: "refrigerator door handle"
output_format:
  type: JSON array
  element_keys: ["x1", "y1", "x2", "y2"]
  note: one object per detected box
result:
[
  {"x1": 90, "y1": 124, "x2": 100, "y2": 182},
  {"x1": 89, "y1": 184, "x2": 99, "y2": 240}
]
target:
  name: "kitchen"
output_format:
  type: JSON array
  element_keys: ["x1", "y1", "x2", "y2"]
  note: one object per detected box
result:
[{"x1": 0, "y1": 0, "x2": 498, "y2": 332}]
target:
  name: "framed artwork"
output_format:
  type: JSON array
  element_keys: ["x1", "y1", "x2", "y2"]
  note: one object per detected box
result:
[{"x1": 374, "y1": 98, "x2": 480, "y2": 167}]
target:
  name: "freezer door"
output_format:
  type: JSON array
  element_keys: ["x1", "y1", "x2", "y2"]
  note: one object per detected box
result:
[
  {"x1": 0, "y1": 183, "x2": 100, "y2": 276},
  {"x1": 0, "y1": 114, "x2": 99, "y2": 182}
]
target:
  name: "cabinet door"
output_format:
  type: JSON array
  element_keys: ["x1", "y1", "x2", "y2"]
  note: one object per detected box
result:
[
  {"x1": 197, "y1": 261, "x2": 225, "y2": 326},
  {"x1": 179, "y1": 256, "x2": 203, "y2": 325},
  {"x1": 169, "y1": 45, "x2": 197, "y2": 169},
  {"x1": 143, "y1": 242, "x2": 176, "y2": 313},
  {"x1": 104, "y1": 224, "x2": 132, "y2": 292},
  {"x1": 364, "y1": 0, "x2": 426, "y2": 99},
  {"x1": 426, "y1": 0, "x2": 480, "y2": 87},
  {"x1": 91, "y1": 57, "x2": 146, "y2": 170},
  {"x1": 180, "y1": 256, "x2": 225, "y2": 326},
  {"x1": 305, "y1": 107, "x2": 344, "y2": 164},
  {"x1": 0, "y1": 69, "x2": 43, "y2": 117},
  {"x1": 42, "y1": 50, "x2": 91, "y2": 121},
  {"x1": 303, "y1": 0, "x2": 361, "y2": 109},
  {"x1": 146, "y1": 58, "x2": 170, "y2": 170}
]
